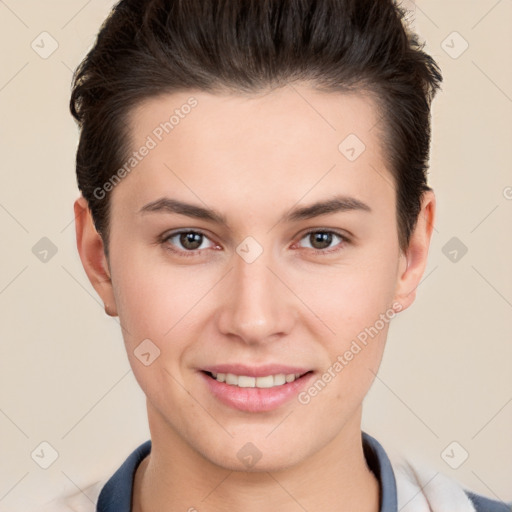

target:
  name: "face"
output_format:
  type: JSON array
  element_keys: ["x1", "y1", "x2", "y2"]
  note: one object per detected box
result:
[{"x1": 77, "y1": 84, "x2": 434, "y2": 472}]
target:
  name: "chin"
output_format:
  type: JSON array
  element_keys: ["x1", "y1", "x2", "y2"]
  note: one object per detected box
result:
[
  {"x1": 194, "y1": 434, "x2": 310, "y2": 473},
  {"x1": 215, "y1": 451, "x2": 305, "y2": 473}
]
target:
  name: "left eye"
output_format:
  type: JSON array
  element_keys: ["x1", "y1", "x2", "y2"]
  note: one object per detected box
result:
[
  {"x1": 297, "y1": 230, "x2": 347, "y2": 252},
  {"x1": 163, "y1": 231, "x2": 215, "y2": 252}
]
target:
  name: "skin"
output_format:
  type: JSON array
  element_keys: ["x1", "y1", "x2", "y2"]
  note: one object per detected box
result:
[{"x1": 75, "y1": 84, "x2": 435, "y2": 512}]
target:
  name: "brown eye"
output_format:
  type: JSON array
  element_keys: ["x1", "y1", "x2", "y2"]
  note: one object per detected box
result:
[
  {"x1": 297, "y1": 230, "x2": 348, "y2": 253},
  {"x1": 179, "y1": 232, "x2": 203, "y2": 250},
  {"x1": 309, "y1": 232, "x2": 333, "y2": 250},
  {"x1": 162, "y1": 230, "x2": 215, "y2": 255}
]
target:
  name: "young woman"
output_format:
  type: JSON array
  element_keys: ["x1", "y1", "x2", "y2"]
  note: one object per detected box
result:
[{"x1": 52, "y1": 0, "x2": 510, "y2": 510}]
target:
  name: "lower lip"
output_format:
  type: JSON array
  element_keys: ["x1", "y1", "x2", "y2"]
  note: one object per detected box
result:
[{"x1": 200, "y1": 371, "x2": 315, "y2": 412}]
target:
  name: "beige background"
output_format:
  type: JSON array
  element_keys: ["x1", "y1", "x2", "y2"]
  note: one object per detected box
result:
[{"x1": 0, "y1": 0, "x2": 511, "y2": 510}]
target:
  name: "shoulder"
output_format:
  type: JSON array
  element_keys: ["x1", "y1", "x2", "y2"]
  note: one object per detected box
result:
[
  {"x1": 38, "y1": 479, "x2": 105, "y2": 512},
  {"x1": 465, "y1": 490, "x2": 512, "y2": 512},
  {"x1": 392, "y1": 456, "x2": 511, "y2": 512},
  {"x1": 37, "y1": 440, "x2": 152, "y2": 512}
]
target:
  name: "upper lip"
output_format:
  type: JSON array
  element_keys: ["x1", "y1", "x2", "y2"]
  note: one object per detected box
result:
[{"x1": 201, "y1": 364, "x2": 312, "y2": 377}]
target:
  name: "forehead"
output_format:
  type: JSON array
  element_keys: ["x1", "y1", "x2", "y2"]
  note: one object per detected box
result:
[
  {"x1": 113, "y1": 85, "x2": 394, "y2": 218},
  {"x1": 128, "y1": 84, "x2": 383, "y2": 155}
]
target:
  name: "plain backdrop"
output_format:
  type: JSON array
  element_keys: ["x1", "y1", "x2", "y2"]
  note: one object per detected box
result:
[{"x1": 0, "y1": 0, "x2": 511, "y2": 510}]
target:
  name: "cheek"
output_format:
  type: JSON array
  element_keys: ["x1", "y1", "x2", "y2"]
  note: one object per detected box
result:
[
  {"x1": 291, "y1": 244, "x2": 399, "y2": 404},
  {"x1": 110, "y1": 262, "x2": 197, "y2": 402},
  {"x1": 294, "y1": 252, "x2": 399, "y2": 341},
  {"x1": 110, "y1": 250, "x2": 220, "y2": 384},
  {"x1": 110, "y1": 243, "x2": 191, "y2": 334}
]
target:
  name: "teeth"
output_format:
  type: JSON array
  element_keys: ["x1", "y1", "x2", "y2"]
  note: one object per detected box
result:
[
  {"x1": 210, "y1": 372, "x2": 304, "y2": 388},
  {"x1": 255, "y1": 375, "x2": 274, "y2": 388},
  {"x1": 225, "y1": 373, "x2": 238, "y2": 385},
  {"x1": 272, "y1": 374, "x2": 286, "y2": 386},
  {"x1": 238, "y1": 376, "x2": 256, "y2": 387}
]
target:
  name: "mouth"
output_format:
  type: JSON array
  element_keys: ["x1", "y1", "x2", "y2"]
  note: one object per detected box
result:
[
  {"x1": 199, "y1": 367, "x2": 315, "y2": 412},
  {"x1": 202, "y1": 370, "x2": 312, "y2": 388}
]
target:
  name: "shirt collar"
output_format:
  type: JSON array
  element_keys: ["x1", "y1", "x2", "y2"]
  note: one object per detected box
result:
[
  {"x1": 362, "y1": 431, "x2": 398, "y2": 511},
  {"x1": 97, "y1": 431, "x2": 397, "y2": 511}
]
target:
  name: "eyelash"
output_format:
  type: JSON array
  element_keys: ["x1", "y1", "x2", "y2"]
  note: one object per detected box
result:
[{"x1": 160, "y1": 228, "x2": 351, "y2": 258}]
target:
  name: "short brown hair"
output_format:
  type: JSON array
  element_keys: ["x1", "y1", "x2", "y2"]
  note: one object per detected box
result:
[{"x1": 70, "y1": 0, "x2": 442, "y2": 256}]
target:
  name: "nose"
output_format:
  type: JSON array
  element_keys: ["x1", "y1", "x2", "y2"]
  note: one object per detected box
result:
[{"x1": 216, "y1": 243, "x2": 295, "y2": 346}]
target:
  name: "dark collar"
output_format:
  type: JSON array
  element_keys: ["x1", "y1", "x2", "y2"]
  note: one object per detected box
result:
[{"x1": 96, "y1": 431, "x2": 397, "y2": 511}]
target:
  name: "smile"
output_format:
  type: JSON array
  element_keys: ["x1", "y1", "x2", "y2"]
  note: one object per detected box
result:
[
  {"x1": 201, "y1": 368, "x2": 315, "y2": 412},
  {"x1": 208, "y1": 372, "x2": 306, "y2": 388}
]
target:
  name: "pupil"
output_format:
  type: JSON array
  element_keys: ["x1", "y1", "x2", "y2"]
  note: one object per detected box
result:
[
  {"x1": 181, "y1": 232, "x2": 202, "y2": 249},
  {"x1": 312, "y1": 232, "x2": 331, "y2": 249}
]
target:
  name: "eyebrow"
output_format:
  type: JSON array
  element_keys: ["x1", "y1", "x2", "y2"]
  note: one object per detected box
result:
[{"x1": 138, "y1": 194, "x2": 372, "y2": 226}]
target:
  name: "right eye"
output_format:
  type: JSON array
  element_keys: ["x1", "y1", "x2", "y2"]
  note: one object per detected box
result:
[{"x1": 160, "y1": 230, "x2": 218, "y2": 257}]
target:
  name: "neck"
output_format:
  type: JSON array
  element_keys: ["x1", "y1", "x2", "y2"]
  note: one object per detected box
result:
[{"x1": 133, "y1": 407, "x2": 380, "y2": 512}]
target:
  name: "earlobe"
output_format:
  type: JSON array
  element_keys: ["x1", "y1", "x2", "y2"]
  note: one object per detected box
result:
[
  {"x1": 393, "y1": 190, "x2": 436, "y2": 312},
  {"x1": 74, "y1": 196, "x2": 118, "y2": 317}
]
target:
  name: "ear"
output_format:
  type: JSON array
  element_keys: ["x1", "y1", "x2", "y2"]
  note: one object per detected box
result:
[
  {"x1": 393, "y1": 189, "x2": 436, "y2": 312},
  {"x1": 74, "y1": 196, "x2": 118, "y2": 316}
]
